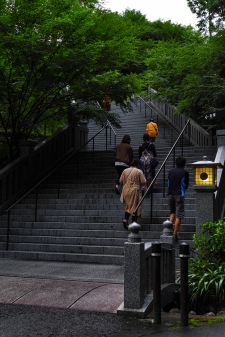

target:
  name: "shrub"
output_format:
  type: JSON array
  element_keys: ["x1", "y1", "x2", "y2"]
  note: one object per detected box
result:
[
  {"x1": 188, "y1": 219, "x2": 225, "y2": 311},
  {"x1": 192, "y1": 219, "x2": 225, "y2": 263}
]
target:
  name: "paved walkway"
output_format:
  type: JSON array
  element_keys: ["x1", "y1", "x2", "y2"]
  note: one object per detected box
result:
[
  {"x1": 0, "y1": 258, "x2": 124, "y2": 313},
  {"x1": 0, "y1": 258, "x2": 225, "y2": 336}
]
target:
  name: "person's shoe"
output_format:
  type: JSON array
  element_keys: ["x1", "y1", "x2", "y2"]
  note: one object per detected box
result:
[
  {"x1": 123, "y1": 219, "x2": 128, "y2": 230},
  {"x1": 115, "y1": 186, "x2": 120, "y2": 195}
]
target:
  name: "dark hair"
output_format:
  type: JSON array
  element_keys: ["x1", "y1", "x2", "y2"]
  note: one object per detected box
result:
[
  {"x1": 150, "y1": 118, "x2": 154, "y2": 122},
  {"x1": 122, "y1": 135, "x2": 131, "y2": 144},
  {"x1": 176, "y1": 157, "x2": 186, "y2": 168},
  {"x1": 131, "y1": 159, "x2": 141, "y2": 167},
  {"x1": 143, "y1": 133, "x2": 150, "y2": 142}
]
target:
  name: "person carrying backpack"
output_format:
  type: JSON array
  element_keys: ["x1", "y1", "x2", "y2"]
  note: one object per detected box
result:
[{"x1": 139, "y1": 134, "x2": 158, "y2": 187}]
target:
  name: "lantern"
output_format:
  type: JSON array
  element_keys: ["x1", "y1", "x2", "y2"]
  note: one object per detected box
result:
[{"x1": 189, "y1": 156, "x2": 223, "y2": 187}]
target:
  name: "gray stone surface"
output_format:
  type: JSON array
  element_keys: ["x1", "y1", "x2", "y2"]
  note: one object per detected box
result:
[
  {"x1": 124, "y1": 242, "x2": 146, "y2": 309},
  {"x1": 193, "y1": 185, "x2": 217, "y2": 233},
  {"x1": 216, "y1": 129, "x2": 225, "y2": 148}
]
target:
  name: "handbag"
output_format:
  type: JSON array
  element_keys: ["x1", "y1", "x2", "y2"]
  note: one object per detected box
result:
[{"x1": 120, "y1": 189, "x2": 124, "y2": 203}]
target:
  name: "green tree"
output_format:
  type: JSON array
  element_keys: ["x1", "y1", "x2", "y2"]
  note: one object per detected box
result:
[
  {"x1": 0, "y1": 0, "x2": 143, "y2": 160},
  {"x1": 144, "y1": 26, "x2": 225, "y2": 129},
  {"x1": 187, "y1": 0, "x2": 225, "y2": 35}
]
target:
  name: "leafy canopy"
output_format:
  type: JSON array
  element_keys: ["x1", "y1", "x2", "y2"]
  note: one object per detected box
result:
[
  {"x1": 0, "y1": 0, "x2": 144, "y2": 160},
  {"x1": 187, "y1": 0, "x2": 225, "y2": 35}
]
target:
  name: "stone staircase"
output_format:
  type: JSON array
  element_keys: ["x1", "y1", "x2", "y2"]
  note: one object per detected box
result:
[
  {"x1": 0, "y1": 102, "x2": 217, "y2": 264},
  {"x1": 86, "y1": 100, "x2": 191, "y2": 152}
]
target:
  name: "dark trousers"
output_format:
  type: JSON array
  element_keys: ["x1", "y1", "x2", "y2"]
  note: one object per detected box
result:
[
  {"x1": 151, "y1": 166, "x2": 156, "y2": 179},
  {"x1": 115, "y1": 165, "x2": 127, "y2": 186},
  {"x1": 125, "y1": 211, "x2": 138, "y2": 223}
]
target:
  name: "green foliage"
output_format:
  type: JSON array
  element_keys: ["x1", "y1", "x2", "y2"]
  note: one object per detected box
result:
[
  {"x1": 193, "y1": 219, "x2": 225, "y2": 262},
  {"x1": 144, "y1": 27, "x2": 225, "y2": 129},
  {"x1": 189, "y1": 258, "x2": 225, "y2": 305},
  {"x1": 188, "y1": 219, "x2": 225, "y2": 309},
  {"x1": 187, "y1": 0, "x2": 225, "y2": 35},
  {"x1": 0, "y1": 0, "x2": 144, "y2": 160}
]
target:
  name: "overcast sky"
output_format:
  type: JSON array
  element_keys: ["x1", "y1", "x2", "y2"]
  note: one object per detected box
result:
[{"x1": 105, "y1": 0, "x2": 198, "y2": 28}]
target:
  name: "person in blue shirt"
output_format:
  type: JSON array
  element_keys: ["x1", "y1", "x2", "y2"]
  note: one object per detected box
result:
[{"x1": 167, "y1": 157, "x2": 189, "y2": 241}]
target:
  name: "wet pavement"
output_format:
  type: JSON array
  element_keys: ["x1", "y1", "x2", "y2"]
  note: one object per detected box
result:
[
  {"x1": 0, "y1": 259, "x2": 124, "y2": 313},
  {"x1": 0, "y1": 258, "x2": 225, "y2": 336}
]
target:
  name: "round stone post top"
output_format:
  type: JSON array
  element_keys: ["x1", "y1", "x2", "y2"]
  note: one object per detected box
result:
[{"x1": 127, "y1": 222, "x2": 141, "y2": 242}]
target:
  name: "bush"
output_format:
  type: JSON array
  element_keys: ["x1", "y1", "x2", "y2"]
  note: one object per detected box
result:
[
  {"x1": 188, "y1": 219, "x2": 225, "y2": 312},
  {"x1": 192, "y1": 219, "x2": 225, "y2": 263}
]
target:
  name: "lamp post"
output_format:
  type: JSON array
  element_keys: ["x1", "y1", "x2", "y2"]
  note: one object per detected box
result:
[{"x1": 188, "y1": 156, "x2": 223, "y2": 234}]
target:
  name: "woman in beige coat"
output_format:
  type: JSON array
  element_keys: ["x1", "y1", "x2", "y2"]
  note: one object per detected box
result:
[{"x1": 120, "y1": 159, "x2": 146, "y2": 230}]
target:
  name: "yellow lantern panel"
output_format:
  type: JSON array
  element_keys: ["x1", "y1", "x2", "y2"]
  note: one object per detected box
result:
[{"x1": 195, "y1": 167, "x2": 215, "y2": 185}]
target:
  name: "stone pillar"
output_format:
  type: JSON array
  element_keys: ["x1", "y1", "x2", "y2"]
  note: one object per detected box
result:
[
  {"x1": 160, "y1": 221, "x2": 175, "y2": 283},
  {"x1": 215, "y1": 130, "x2": 225, "y2": 187},
  {"x1": 160, "y1": 219, "x2": 174, "y2": 244},
  {"x1": 192, "y1": 185, "x2": 216, "y2": 235},
  {"x1": 216, "y1": 130, "x2": 225, "y2": 148},
  {"x1": 124, "y1": 222, "x2": 146, "y2": 309}
]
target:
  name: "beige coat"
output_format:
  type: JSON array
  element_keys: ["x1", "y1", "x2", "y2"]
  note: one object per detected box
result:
[{"x1": 119, "y1": 167, "x2": 146, "y2": 217}]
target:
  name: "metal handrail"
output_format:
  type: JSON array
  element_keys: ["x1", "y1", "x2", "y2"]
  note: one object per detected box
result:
[
  {"x1": 138, "y1": 96, "x2": 187, "y2": 149},
  {"x1": 139, "y1": 96, "x2": 180, "y2": 136},
  {"x1": 134, "y1": 118, "x2": 191, "y2": 219},
  {"x1": 5, "y1": 120, "x2": 116, "y2": 250}
]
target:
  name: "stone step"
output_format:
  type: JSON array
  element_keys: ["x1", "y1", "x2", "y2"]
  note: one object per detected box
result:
[
  {"x1": 8, "y1": 213, "x2": 196, "y2": 223},
  {"x1": 7, "y1": 242, "x2": 124, "y2": 255},
  {"x1": 6, "y1": 221, "x2": 196, "y2": 232},
  {"x1": 0, "y1": 251, "x2": 124, "y2": 265},
  {"x1": 9, "y1": 207, "x2": 196, "y2": 217},
  {"x1": 11, "y1": 202, "x2": 196, "y2": 211},
  {"x1": 19, "y1": 196, "x2": 197, "y2": 204}
]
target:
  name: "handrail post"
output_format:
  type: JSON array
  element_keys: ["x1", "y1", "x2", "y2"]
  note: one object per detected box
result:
[
  {"x1": 181, "y1": 133, "x2": 184, "y2": 156},
  {"x1": 105, "y1": 126, "x2": 108, "y2": 151},
  {"x1": 92, "y1": 138, "x2": 95, "y2": 162},
  {"x1": 35, "y1": 188, "x2": 38, "y2": 222},
  {"x1": 58, "y1": 166, "x2": 61, "y2": 199},
  {"x1": 173, "y1": 148, "x2": 176, "y2": 167},
  {"x1": 109, "y1": 127, "x2": 112, "y2": 145},
  {"x1": 150, "y1": 187, "x2": 153, "y2": 224},
  {"x1": 163, "y1": 165, "x2": 166, "y2": 198},
  {"x1": 6, "y1": 210, "x2": 10, "y2": 250}
]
